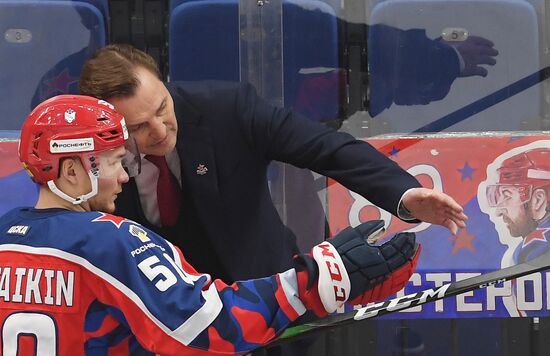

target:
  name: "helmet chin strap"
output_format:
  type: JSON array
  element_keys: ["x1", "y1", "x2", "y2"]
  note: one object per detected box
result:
[{"x1": 47, "y1": 170, "x2": 99, "y2": 205}]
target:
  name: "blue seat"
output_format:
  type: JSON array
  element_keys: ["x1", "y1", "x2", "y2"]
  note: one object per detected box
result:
[
  {"x1": 368, "y1": 0, "x2": 540, "y2": 132},
  {"x1": 171, "y1": 0, "x2": 342, "y2": 13},
  {"x1": 49, "y1": 0, "x2": 110, "y2": 26},
  {"x1": 170, "y1": 0, "x2": 196, "y2": 12},
  {"x1": 34, "y1": 0, "x2": 110, "y2": 35},
  {"x1": 31, "y1": 0, "x2": 109, "y2": 20},
  {"x1": 283, "y1": 0, "x2": 340, "y2": 121},
  {"x1": 74, "y1": 0, "x2": 109, "y2": 25},
  {"x1": 169, "y1": 0, "x2": 340, "y2": 122},
  {"x1": 0, "y1": 0, "x2": 106, "y2": 130},
  {"x1": 169, "y1": 1, "x2": 239, "y2": 82}
]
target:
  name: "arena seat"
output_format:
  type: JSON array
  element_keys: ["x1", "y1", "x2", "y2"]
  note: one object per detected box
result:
[
  {"x1": 368, "y1": 0, "x2": 540, "y2": 133},
  {"x1": 169, "y1": 0, "x2": 340, "y2": 122},
  {"x1": 0, "y1": 0, "x2": 106, "y2": 130}
]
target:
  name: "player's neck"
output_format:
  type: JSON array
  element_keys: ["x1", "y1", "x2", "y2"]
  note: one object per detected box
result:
[{"x1": 35, "y1": 185, "x2": 88, "y2": 212}]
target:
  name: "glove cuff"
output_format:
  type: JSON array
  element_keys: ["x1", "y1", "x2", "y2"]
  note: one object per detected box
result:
[{"x1": 311, "y1": 241, "x2": 351, "y2": 313}]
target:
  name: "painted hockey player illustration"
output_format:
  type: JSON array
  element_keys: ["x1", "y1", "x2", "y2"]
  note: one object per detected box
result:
[
  {"x1": 484, "y1": 146, "x2": 550, "y2": 263},
  {"x1": 479, "y1": 142, "x2": 550, "y2": 316}
]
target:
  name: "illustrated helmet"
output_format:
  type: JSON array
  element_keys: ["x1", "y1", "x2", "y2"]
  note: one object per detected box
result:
[{"x1": 486, "y1": 148, "x2": 550, "y2": 207}]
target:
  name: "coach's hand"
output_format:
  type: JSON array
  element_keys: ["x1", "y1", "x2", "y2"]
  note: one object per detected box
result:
[
  {"x1": 294, "y1": 220, "x2": 421, "y2": 316},
  {"x1": 402, "y1": 187, "x2": 468, "y2": 235}
]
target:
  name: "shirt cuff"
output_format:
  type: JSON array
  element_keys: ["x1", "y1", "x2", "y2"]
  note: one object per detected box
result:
[{"x1": 397, "y1": 188, "x2": 417, "y2": 221}]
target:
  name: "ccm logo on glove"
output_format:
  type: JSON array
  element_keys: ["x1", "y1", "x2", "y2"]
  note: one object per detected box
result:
[
  {"x1": 295, "y1": 220, "x2": 420, "y2": 316},
  {"x1": 312, "y1": 241, "x2": 351, "y2": 313}
]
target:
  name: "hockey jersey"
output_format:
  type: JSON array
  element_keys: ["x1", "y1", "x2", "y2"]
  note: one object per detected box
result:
[
  {"x1": 0, "y1": 208, "x2": 307, "y2": 355},
  {"x1": 513, "y1": 216, "x2": 550, "y2": 265}
]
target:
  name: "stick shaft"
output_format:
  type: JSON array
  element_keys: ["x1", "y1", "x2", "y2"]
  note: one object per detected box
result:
[{"x1": 267, "y1": 249, "x2": 550, "y2": 347}]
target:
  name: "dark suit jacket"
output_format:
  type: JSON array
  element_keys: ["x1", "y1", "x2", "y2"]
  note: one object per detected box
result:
[{"x1": 115, "y1": 81, "x2": 421, "y2": 282}]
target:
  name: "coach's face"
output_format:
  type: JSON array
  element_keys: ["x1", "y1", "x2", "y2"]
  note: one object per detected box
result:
[{"x1": 108, "y1": 67, "x2": 178, "y2": 157}]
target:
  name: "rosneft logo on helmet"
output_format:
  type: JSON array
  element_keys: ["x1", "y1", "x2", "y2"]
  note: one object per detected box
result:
[{"x1": 50, "y1": 138, "x2": 94, "y2": 153}]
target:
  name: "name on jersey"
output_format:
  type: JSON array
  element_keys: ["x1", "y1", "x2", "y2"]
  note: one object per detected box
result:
[{"x1": 0, "y1": 266, "x2": 74, "y2": 307}]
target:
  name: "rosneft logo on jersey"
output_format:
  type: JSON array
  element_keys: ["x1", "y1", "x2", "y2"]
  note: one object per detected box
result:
[{"x1": 129, "y1": 225, "x2": 150, "y2": 242}]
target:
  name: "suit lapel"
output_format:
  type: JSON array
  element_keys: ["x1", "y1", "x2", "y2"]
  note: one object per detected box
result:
[
  {"x1": 171, "y1": 85, "x2": 230, "y2": 248},
  {"x1": 115, "y1": 177, "x2": 149, "y2": 224},
  {"x1": 178, "y1": 124, "x2": 221, "y2": 204}
]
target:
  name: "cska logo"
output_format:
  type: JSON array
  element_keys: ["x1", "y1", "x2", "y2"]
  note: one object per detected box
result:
[{"x1": 64, "y1": 108, "x2": 76, "y2": 123}]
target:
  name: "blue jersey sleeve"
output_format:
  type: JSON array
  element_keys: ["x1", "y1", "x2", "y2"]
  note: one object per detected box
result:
[{"x1": 80, "y1": 213, "x2": 307, "y2": 354}]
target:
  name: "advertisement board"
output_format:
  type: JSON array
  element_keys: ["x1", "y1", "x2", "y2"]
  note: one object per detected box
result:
[{"x1": 328, "y1": 134, "x2": 550, "y2": 318}]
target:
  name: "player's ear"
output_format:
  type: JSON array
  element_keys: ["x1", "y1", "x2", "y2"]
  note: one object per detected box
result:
[
  {"x1": 58, "y1": 157, "x2": 83, "y2": 184},
  {"x1": 530, "y1": 188, "x2": 547, "y2": 220}
]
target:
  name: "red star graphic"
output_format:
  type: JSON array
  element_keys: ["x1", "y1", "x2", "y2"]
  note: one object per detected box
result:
[
  {"x1": 43, "y1": 68, "x2": 79, "y2": 96},
  {"x1": 92, "y1": 212, "x2": 131, "y2": 229},
  {"x1": 448, "y1": 228, "x2": 476, "y2": 254},
  {"x1": 523, "y1": 228, "x2": 549, "y2": 247}
]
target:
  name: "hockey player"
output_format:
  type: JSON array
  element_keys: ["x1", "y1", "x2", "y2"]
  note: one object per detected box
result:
[
  {"x1": 486, "y1": 148, "x2": 550, "y2": 264},
  {"x1": 0, "y1": 95, "x2": 420, "y2": 355},
  {"x1": 484, "y1": 147, "x2": 550, "y2": 317}
]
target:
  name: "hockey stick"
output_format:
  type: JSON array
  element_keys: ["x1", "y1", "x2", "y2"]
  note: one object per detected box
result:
[{"x1": 266, "y1": 248, "x2": 550, "y2": 347}]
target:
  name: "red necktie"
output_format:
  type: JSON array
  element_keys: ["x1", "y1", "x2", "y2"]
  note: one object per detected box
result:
[{"x1": 145, "y1": 155, "x2": 181, "y2": 227}]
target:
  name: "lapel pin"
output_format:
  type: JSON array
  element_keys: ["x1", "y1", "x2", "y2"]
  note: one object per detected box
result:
[{"x1": 196, "y1": 164, "x2": 208, "y2": 175}]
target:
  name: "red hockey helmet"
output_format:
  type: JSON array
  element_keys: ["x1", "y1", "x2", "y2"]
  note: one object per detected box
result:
[
  {"x1": 19, "y1": 94, "x2": 129, "y2": 185},
  {"x1": 486, "y1": 148, "x2": 550, "y2": 207}
]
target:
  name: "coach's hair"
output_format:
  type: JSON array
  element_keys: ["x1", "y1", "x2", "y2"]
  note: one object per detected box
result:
[{"x1": 79, "y1": 44, "x2": 161, "y2": 100}]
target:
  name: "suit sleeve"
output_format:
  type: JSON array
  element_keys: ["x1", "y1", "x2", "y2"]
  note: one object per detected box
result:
[
  {"x1": 235, "y1": 82, "x2": 421, "y2": 216},
  {"x1": 95, "y1": 230, "x2": 307, "y2": 355}
]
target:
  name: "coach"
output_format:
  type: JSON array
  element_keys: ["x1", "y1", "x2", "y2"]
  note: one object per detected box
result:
[{"x1": 79, "y1": 44, "x2": 467, "y2": 283}]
